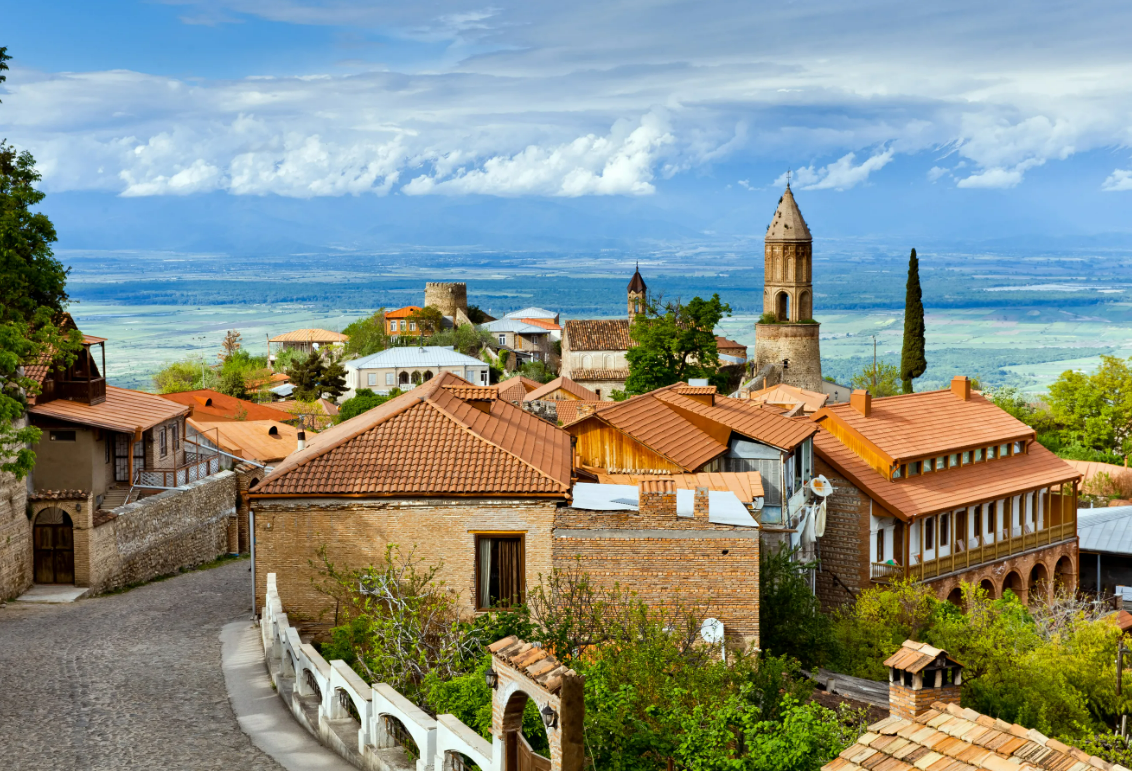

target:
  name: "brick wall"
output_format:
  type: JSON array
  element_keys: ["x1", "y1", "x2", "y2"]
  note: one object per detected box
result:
[
  {"x1": 888, "y1": 682, "x2": 961, "y2": 720},
  {"x1": 79, "y1": 470, "x2": 238, "y2": 593},
  {"x1": 753, "y1": 323, "x2": 823, "y2": 392},
  {"x1": 0, "y1": 467, "x2": 31, "y2": 600},
  {"x1": 553, "y1": 501, "x2": 760, "y2": 648},
  {"x1": 814, "y1": 456, "x2": 869, "y2": 612},
  {"x1": 251, "y1": 498, "x2": 559, "y2": 631}
]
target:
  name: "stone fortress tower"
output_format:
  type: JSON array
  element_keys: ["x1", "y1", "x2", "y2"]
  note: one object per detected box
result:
[
  {"x1": 424, "y1": 282, "x2": 468, "y2": 318},
  {"x1": 752, "y1": 183, "x2": 824, "y2": 391}
]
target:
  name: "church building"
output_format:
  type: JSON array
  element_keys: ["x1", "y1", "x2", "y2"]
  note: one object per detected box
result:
[{"x1": 560, "y1": 266, "x2": 648, "y2": 398}]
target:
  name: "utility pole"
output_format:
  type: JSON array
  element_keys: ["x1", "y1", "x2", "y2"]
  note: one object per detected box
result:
[{"x1": 872, "y1": 335, "x2": 878, "y2": 393}]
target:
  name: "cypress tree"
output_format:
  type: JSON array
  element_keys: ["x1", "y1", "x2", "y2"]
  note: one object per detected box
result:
[{"x1": 900, "y1": 248, "x2": 927, "y2": 393}]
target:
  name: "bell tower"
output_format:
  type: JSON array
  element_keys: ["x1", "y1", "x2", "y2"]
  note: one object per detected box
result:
[
  {"x1": 627, "y1": 263, "x2": 647, "y2": 322},
  {"x1": 752, "y1": 182, "x2": 823, "y2": 391}
]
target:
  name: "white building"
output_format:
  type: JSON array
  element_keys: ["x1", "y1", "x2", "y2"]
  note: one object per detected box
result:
[{"x1": 343, "y1": 346, "x2": 490, "y2": 397}]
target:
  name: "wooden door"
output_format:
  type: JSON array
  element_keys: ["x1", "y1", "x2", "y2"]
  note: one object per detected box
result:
[{"x1": 33, "y1": 509, "x2": 75, "y2": 584}]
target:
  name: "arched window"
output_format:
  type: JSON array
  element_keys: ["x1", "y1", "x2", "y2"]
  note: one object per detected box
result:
[
  {"x1": 776, "y1": 292, "x2": 790, "y2": 322},
  {"x1": 582, "y1": 355, "x2": 593, "y2": 369}
]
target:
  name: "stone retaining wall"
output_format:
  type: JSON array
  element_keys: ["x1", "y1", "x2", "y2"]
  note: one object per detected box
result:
[{"x1": 0, "y1": 467, "x2": 31, "y2": 601}]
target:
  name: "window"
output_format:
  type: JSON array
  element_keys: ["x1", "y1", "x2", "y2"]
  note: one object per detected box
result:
[
  {"x1": 949, "y1": 454, "x2": 959, "y2": 468},
  {"x1": 893, "y1": 465, "x2": 903, "y2": 480},
  {"x1": 160, "y1": 428, "x2": 168, "y2": 457},
  {"x1": 1013, "y1": 441, "x2": 1024, "y2": 454},
  {"x1": 974, "y1": 448, "x2": 984, "y2": 462},
  {"x1": 386, "y1": 373, "x2": 395, "y2": 385},
  {"x1": 480, "y1": 370, "x2": 488, "y2": 386},
  {"x1": 940, "y1": 513, "x2": 950, "y2": 545},
  {"x1": 368, "y1": 373, "x2": 378, "y2": 386},
  {"x1": 49, "y1": 430, "x2": 76, "y2": 442},
  {"x1": 962, "y1": 451, "x2": 970, "y2": 465},
  {"x1": 908, "y1": 461, "x2": 921, "y2": 477},
  {"x1": 1000, "y1": 443, "x2": 1010, "y2": 457},
  {"x1": 172, "y1": 424, "x2": 179, "y2": 451},
  {"x1": 409, "y1": 322, "x2": 417, "y2": 331},
  {"x1": 498, "y1": 334, "x2": 507, "y2": 346},
  {"x1": 476, "y1": 535, "x2": 524, "y2": 609},
  {"x1": 400, "y1": 320, "x2": 406, "y2": 331},
  {"x1": 986, "y1": 446, "x2": 996, "y2": 460},
  {"x1": 936, "y1": 456, "x2": 946, "y2": 471},
  {"x1": 925, "y1": 517, "x2": 935, "y2": 548},
  {"x1": 876, "y1": 529, "x2": 885, "y2": 562}
]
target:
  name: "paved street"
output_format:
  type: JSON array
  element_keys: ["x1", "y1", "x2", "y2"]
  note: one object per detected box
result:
[{"x1": 0, "y1": 560, "x2": 284, "y2": 771}]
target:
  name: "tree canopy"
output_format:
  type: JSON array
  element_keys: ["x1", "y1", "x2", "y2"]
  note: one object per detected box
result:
[
  {"x1": 342, "y1": 309, "x2": 389, "y2": 358},
  {"x1": 900, "y1": 248, "x2": 926, "y2": 394},
  {"x1": 1046, "y1": 355, "x2": 1132, "y2": 457},
  {"x1": 850, "y1": 360, "x2": 901, "y2": 397},
  {"x1": 624, "y1": 294, "x2": 732, "y2": 395}
]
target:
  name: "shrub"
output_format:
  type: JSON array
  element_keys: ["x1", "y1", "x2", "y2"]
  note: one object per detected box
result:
[{"x1": 759, "y1": 544, "x2": 832, "y2": 668}]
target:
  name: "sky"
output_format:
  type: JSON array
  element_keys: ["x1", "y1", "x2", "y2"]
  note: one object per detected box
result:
[{"x1": 4, "y1": 0, "x2": 1132, "y2": 250}]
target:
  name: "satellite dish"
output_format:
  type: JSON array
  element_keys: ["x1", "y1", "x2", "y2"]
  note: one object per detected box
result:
[
  {"x1": 814, "y1": 498, "x2": 828, "y2": 538},
  {"x1": 700, "y1": 618, "x2": 724, "y2": 645},
  {"x1": 810, "y1": 475, "x2": 833, "y2": 498}
]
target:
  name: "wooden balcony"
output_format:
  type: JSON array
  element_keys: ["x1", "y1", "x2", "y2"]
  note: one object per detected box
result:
[
  {"x1": 872, "y1": 521, "x2": 1077, "y2": 583},
  {"x1": 55, "y1": 377, "x2": 106, "y2": 405},
  {"x1": 134, "y1": 452, "x2": 220, "y2": 488}
]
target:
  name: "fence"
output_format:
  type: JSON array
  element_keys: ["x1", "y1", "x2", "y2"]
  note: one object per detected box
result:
[
  {"x1": 135, "y1": 452, "x2": 220, "y2": 488},
  {"x1": 261, "y1": 573, "x2": 494, "y2": 771}
]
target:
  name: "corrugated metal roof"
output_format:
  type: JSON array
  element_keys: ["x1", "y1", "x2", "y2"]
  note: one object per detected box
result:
[
  {"x1": 504, "y1": 307, "x2": 557, "y2": 320},
  {"x1": 30, "y1": 386, "x2": 188, "y2": 433},
  {"x1": 480, "y1": 319, "x2": 550, "y2": 334},
  {"x1": 1079, "y1": 506, "x2": 1132, "y2": 555},
  {"x1": 344, "y1": 346, "x2": 488, "y2": 370}
]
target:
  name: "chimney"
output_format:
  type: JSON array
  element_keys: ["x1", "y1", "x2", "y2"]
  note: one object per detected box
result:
[
  {"x1": 951, "y1": 376, "x2": 971, "y2": 401},
  {"x1": 693, "y1": 486, "x2": 710, "y2": 521},
  {"x1": 850, "y1": 389, "x2": 872, "y2": 417},
  {"x1": 296, "y1": 429, "x2": 306, "y2": 451},
  {"x1": 638, "y1": 478, "x2": 676, "y2": 518},
  {"x1": 884, "y1": 640, "x2": 962, "y2": 720}
]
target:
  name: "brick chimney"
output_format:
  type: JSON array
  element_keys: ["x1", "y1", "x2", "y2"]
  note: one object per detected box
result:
[
  {"x1": 693, "y1": 486, "x2": 710, "y2": 521},
  {"x1": 951, "y1": 376, "x2": 971, "y2": 401},
  {"x1": 638, "y1": 478, "x2": 676, "y2": 518},
  {"x1": 884, "y1": 640, "x2": 963, "y2": 719},
  {"x1": 850, "y1": 389, "x2": 872, "y2": 417}
]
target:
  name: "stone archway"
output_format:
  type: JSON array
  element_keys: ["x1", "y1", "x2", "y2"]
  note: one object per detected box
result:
[
  {"x1": 398, "y1": 371, "x2": 410, "y2": 387},
  {"x1": 501, "y1": 689, "x2": 551, "y2": 770},
  {"x1": 33, "y1": 507, "x2": 75, "y2": 584},
  {"x1": 1029, "y1": 562, "x2": 1050, "y2": 605},
  {"x1": 1055, "y1": 555, "x2": 1076, "y2": 593},
  {"x1": 776, "y1": 291, "x2": 791, "y2": 322},
  {"x1": 799, "y1": 290, "x2": 812, "y2": 320},
  {"x1": 946, "y1": 587, "x2": 963, "y2": 608},
  {"x1": 1003, "y1": 571, "x2": 1025, "y2": 603},
  {"x1": 978, "y1": 578, "x2": 997, "y2": 599}
]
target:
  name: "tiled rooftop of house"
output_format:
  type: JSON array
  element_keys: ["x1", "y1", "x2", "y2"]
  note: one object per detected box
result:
[
  {"x1": 715, "y1": 335, "x2": 747, "y2": 353},
  {"x1": 554, "y1": 399, "x2": 615, "y2": 426},
  {"x1": 188, "y1": 417, "x2": 299, "y2": 464},
  {"x1": 160, "y1": 389, "x2": 294, "y2": 423},
  {"x1": 29, "y1": 386, "x2": 189, "y2": 433},
  {"x1": 653, "y1": 388, "x2": 817, "y2": 451},
  {"x1": 826, "y1": 701, "x2": 1128, "y2": 771},
  {"x1": 569, "y1": 368, "x2": 630, "y2": 381},
  {"x1": 384, "y1": 306, "x2": 422, "y2": 319},
  {"x1": 253, "y1": 372, "x2": 571, "y2": 497},
  {"x1": 564, "y1": 319, "x2": 631, "y2": 350},
  {"x1": 516, "y1": 317, "x2": 562, "y2": 331},
  {"x1": 815, "y1": 387, "x2": 1034, "y2": 463},
  {"x1": 524, "y1": 376, "x2": 599, "y2": 402},
  {"x1": 812, "y1": 426, "x2": 1081, "y2": 520},
  {"x1": 495, "y1": 375, "x2": 542, "y2": 402},
  {"x1": 268, "y1": 328, "x2": 349, "y2": 343},
  {"x1": 747, "y1": 382, "x2": 829, "y2": 413}
]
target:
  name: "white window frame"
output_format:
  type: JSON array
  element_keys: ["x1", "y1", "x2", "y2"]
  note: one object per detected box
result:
[{"x1": 368, "y1": 372, "x2": 377, "y2": 386}]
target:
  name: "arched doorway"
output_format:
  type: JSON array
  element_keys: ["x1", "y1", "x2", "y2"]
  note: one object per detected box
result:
[
  {"x1": 776, "y1": 291, "x2": 791, "y2": 322},
  {"x1": 33, "y1": 507, "x2": 75, "y2": 584},
  {"x1": 411, "y1": 371, "x2": 423, "y2": 386},
  {"x1": 978, "y1": 578, "x2": 997, "y2": 599},
  {"x1": 1029, "y1": 563, "x2": 1050, "y2": 605},
  {"x1": 422, "y1": 370, "x2": 434, "y2": 382},
  {"x1": 1003, "y1": 571, "x2": 1024, "y2": 602},
  {"x1": 1055, "y1": 556, "x2": 1075, "y2": 593},
  {"x1": 501, "y1": 690, "x2": 551, "y2": 771},
  {"x1": 398, "y1": 371, "x2": 410, "y2": 387},
  {"x1": 946, "y1": 587, "x2": 963, "y2": 607}
]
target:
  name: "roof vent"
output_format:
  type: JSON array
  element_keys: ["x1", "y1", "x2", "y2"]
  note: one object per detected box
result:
[
  {"x1": 850, "y1": 389, "x2": 872, "y2": 417},
  {"x1": 951, "y1": 376, "x2": 971, "y2": 401},
  {"x1": 268, "y1": 425, "x2": 278, "y2": 436},
  {"x1": 204, "y1": 398, "x2": 213, "y2": 406}
]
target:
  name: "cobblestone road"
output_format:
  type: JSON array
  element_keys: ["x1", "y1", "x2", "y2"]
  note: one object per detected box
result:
[{"x1": 0, "y1": 560, "x2": 283, "y2": 771}]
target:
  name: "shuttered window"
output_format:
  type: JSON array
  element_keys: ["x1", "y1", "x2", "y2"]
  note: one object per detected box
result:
[{"x1": 475, "y1": 535, "x2": 524, "y2": 610}]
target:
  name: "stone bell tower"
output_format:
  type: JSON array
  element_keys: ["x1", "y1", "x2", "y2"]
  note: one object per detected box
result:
[
  {"x1": 752, "y1": 182, "x2": 823, "y2": 391},
  {"x1": 627, "y1": 263, "x2": 647, "y2": 322}
]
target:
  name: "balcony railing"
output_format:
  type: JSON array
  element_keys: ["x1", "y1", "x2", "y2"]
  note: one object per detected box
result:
[
  {"x1": 54, "y1": 377, "x2": 106, "y2": 405},
  {"x1": 134, "y1": 452, "x2": 220, "y2": 488},
  {"x1": 872, "y1": 520, "x2": 1076, "y2": 583}
]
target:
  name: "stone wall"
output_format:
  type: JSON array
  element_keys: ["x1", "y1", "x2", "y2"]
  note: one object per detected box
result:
[
  {"x1": 929, "y1": 540, "x2": 1079, "y2": 605},
  {"x1": 79, "y1": 470, "x2": 238, "y2": 593},
  {"x1": 424, "y1": 281, "x2": 468, "y2": 317},
  {"x1": 0, "y1": 467, "x2": 31, "y2": 601},
  {"x1": 814, "y1": 456, "x2": 870, "y2": 611},
  {"x1": 752, "y1": 322, "x2": 823, "y2": 392},
  {"x1": 553, "y1": 501, "x2": 761, "y2": 648},
  {"x1": 251, "y1": 498, "x2": 560, "y2": 631}
]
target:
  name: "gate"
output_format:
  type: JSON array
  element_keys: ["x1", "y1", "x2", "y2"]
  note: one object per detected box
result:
[{"x1": 33, "y1": 508, "x2": 75, "y2": 584}]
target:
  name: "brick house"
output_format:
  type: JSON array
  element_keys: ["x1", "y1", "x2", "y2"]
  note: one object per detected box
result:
[
  {"x1": 560, "y1": 268, "x2": 647, "y2": 398},
  {"x1": 248, "y1": 372, "x2": 764, "y2": 646},
  {"x1": 810, "y1": 377, "x2": 1081, "y2": 610}
]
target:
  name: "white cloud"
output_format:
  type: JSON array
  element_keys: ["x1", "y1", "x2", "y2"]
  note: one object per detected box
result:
[
  {"x1": 927, "y1": 166, "x2": 948, "y2": 182},
  {"x1": 955, "y1": 159, "x2": 1043, "y2": 189},
  {"x1": 1102, "y1": 169, "x2": 1132, "y2": 191},
  {"x1": 774, "y1": 148, "x2": 893, "y2": 191}
]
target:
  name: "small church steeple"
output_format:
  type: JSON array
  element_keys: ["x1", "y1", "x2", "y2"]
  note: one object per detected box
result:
[{"x1": 627, "y1": 262, "x2": 647, "y2": 321}]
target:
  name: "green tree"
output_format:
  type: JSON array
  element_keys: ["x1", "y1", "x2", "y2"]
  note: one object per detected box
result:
[
  {"x1": 518, "y1": 359, "x2": 555, "y2": 384},
  {"x1": 287, "y1": 354, "x2": 325, "y2": 401},
  {"x1": 342, "y1": 310, "x2": 389, "y2": 358},
  {"x1": 850, "y1": 361, "x2": 901, "y2": 397},
  {"x1": 153, "y1": 357, "x2": 214, "y2": 393},
  {"x1": 465, "y1": 305, "x2": 490, "y2": 324},
  {"x1": 624, "y1": 294, "x2": 732, "y2": 396},
  {"x1": 337, "y1": 388, "x2": 401, "y2": 423},
  {"x1": 321, "y1": 356, "x2": 348, "y2": 401},
  {"x1": 408, "y1": 305, "x2": 445, "y2": 338},
  {"x1": 899, "y1": 248, "x2": 926, "y2": 394},
  {"x1": 759, "y1": 545, "x2": 833, "y2": 668},
  {"x1": 1046, "y1": 356, "x2": 1132, "y2": 455},
  {"x1": 217, "y1": 368, "x2": 248, "y2": 399},
  {"x1": 0, "y1": 47, "x2": 82, "y2": 477},
  {"x1": 429, "y1": 323, "x2": 491, "y2": 356}
]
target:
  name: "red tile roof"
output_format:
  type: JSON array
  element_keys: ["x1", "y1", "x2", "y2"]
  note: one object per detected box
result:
[
  {"x1": 554, "y1": 400, "x2": 615, "y2": 426},
  {"x1": 518, "y1": 317, "x2": 562, "y2": 331},
  {"x1": 715, "y1": 335, "x2": 747, "y2": 353},
  {"x1": 814, "y1": 390, "x2": 1034, "y2": 464},
  {"x1": 569, "y1": 369, "x2": 629, "y2": 382},
  {"x1": 269, "y1": 328, "x2": 349, "y2": 343},
  {"x1": 591, "y1": 394, "x2": 729, "y2": 470},
  {"x1": 564, "y1": 319, "x2": 630, "y2": 351},
  {"x1": 188, "y1": 418, "x2": 299, "y2": 464},
  {"x1": 812, "y1": 425, "x2": 1081, "y2": 520},
  {"x1": 385, "y1": 306, "x2": 422, "y2": 319},
  {"x1": 524, "y1": 376, "x2": 600, "y2": 402},
  {"x1": 161, "y1": 389, "x2": 294, "y2": 423},
  {"x1": 653, "y1": 389, "x2": 817, "y2": 451},
  {"x1": 30, "y1": 386, "x2": 189, "y2": 433},
  {"x1": 441, "y1": 384, "x2": 498, "y2": 401},
  {"x1": 496, "y1": 375, "x2": 542, "y2": 402},
  {"x1": 253, "y1": 372, "x2": 571, "y2": 497}
]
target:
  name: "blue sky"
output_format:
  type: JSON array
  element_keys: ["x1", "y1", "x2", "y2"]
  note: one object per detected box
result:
[{"x1": 4, "y1": 0, "x2": 1132, "y2": 248}]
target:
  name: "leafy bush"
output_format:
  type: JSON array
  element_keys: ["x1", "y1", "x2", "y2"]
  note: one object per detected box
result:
[
  {"x1": 337, "y1": 388, "x2": 399, "y2": 423},
  {"x1": 518, "y1": 359, "x2": 555, "y2": 384},
  {"x1": 759, "y1": 545, "x2": 832, "y2": 668}
]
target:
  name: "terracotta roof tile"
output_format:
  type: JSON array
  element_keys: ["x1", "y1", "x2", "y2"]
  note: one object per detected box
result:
[
  {"x1": 517, "y1": 317, "x2": 562, "y2": 331},
  {"x1": 524, "y1": 376, "x2": 599, "y2": 402},
  {"x1": 30, "y1": 386, "x2": 188, "y2": 433},
  {"x1": 564, "y1": 319, "x2": 630, "y2": 351},
  {"x1": 554, "y1": 400, "x2": 616, "y2": 427},
  {"x1": 672, "y1": 385, "x2": 717, "y2": 396},
  {"x1": 715, "y1": 335, "x2": 747, "y2": 353},
  {"x1": 385, "y1": 306, "x2": 422, "y2": 319},
  {"x1": 29, "y1": 489, "x2": 89, "y2": 501},
  {"x1": 594, "y1": 394, "x2": 729, "y2": 470},
  {"x1": 569, "y1": 369, "x2": 629, "y2": 381},
  {"x1": 489, "y1": 636, "x2": 578, "y2": 695},
  {"x1": 442, "y1": 384, "x2": 498, "y2": 401},
  {"x1": 812, "y1": 426, "x2": 1081, "y2": 520},
  {"x1": 269, "y1": 328, "x2": 349, "y2": 343},
  {"x1": 188, "y1": 418, "x2": 299, "y2": 464},
  {"x1": 161, "y1": 389, "x2": 294, "y2": 423},
  {"x1": 653, "y1": 389, "x2": 817, "y2": 451},
  {"x1": 253, "y1": 372, "x2": 571, "y2": 497},
  {"x1": 496, "y1": 375, "x2": 541, "y2": 402},
  {"x1": 815, "y1": 391, "x2": 1035, "y2": 463},
  {"x1": 747, "y1": 382, "x2": 829, "y2": 413}
]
